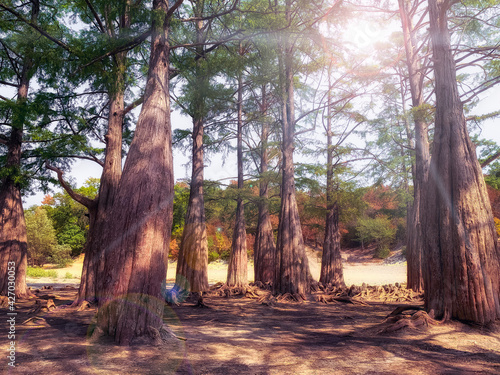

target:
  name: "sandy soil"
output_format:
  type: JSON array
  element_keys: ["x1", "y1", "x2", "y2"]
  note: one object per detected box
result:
[
  {"x1": 27, "y1": 247, "x2": 407, "y2": 289},
  {"x1": 7, "y1": 247, "x2": 497, "y2": 375}
]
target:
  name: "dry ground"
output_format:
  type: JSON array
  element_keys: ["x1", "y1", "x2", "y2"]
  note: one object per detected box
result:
[{"x1": 2, "y1": 248, "x2": 499, "y2": 375}]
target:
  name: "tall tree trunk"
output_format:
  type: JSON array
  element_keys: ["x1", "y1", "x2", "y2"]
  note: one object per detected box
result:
[
  {"x1": 175, "y1": 12, "x2": 209, "y2": 295},
  {"x1": 320, "y1": 84, "x2": 345, "y2": 288},
  {"x1": 227, "y1": 68, "x2": 248, "y2": 287},
  {"x1": 274, "y1": 0, "x2": 310, "y2": 297},
  {"x1": 398, "y1": 0, "x2": 430, "y2": 292},
  {"x1": 254, "y1": 85, "x2": 276, "y2": 284},
  {"x1": 422, "y1": 0, "x2": 500, "y2": 324},
  {"x1": 0, "y1": 0, "x2": 39, "y2": 298},
  {"x1": 96, "y1": 0, "x2": 175, "y2": 345},
  {"x1": 76, "y1": 55, "x2": 126, "y2": 304},
  {"x1": 175, "y1": 117, "x2": 209, "y2": 294}
]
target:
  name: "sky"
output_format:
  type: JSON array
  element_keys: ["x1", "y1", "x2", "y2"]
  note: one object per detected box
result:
[{"x1": 19, "y1": 10, "x2": 500, "y2": 208}]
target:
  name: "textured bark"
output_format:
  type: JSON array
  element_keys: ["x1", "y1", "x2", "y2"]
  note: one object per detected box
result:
[
  {"x1": 227, "y1": 70, "x2": 248, "y2": 287},
  {"x1": 274, "y1": 2, "x2": 310, "y2": 297},
  {"x1": 96, "y1": 0, "x2": 175, "y2": 345},
  {"x1": 422, "y1": 0, "x2": 500, "y2": 324},
  {"x1": 175, "y1": 9, "x2": 209, "y2": 294},
  {"x1": 0, "y1": 1, "x2": 38, "y2": 298},
  {"x1": 319, "y1": 89, "x2": 345, "y2": 288},
  {"x1": 175, "y1": 117, "x2": 209, "y2": 293},
  {"x1": 254, "y1": 86, "x2": 276, "y2": 284},
  {"x1": 76, "y1": 57, "x2": 125, "y2": 304},
  {"x1": 398, "y1": 0, "x2": 430, "y2": 292}
]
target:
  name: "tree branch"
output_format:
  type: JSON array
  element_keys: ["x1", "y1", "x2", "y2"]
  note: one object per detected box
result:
[
  {"x1": 122, "y1": 96, "x2": 144, "y2": 116},
  {"x1": 0, "y1": 3, "x2": 74, "y2": 53},
  {"x1": 481, "y1": 150, "x2": 500, "y2": 169},
  {"x1": 45, "y1": 162, "x2": 97, "y2": 208}
]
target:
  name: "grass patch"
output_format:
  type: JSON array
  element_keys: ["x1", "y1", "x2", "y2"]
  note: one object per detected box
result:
[
  {"x1": 26, "y1": 267, "x2": 58, "y2": 279},
  {"x1": 64, "y1": 272, "x2": 76, "y2": 279}
]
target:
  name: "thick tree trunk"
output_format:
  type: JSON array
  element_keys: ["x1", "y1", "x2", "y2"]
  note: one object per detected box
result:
[
  {"x1": 0, "y1": 2, "x2": 38, "y2": 298},
  {"x1": 274, "y1": 4, "x2": 310, "y2": 297},
  {"x1": 320, "y1": 90, "x2": 345, "y2": 288},
  {"x1": 422, "y1": 0, "x2": 500, "y2": 324},
  {"x1": 398, "y1": 0, "x2": 430, "y2": 292},
  {"x1": 254, "y1": 86, "x2": 276, "y2": 284},
  {"x1": 0, "y1": 164, "x2": 30, "y2": 299},
  {"x1": 227, "y1": 70, "x2": 248, "y2": 287},
  {"x1": 175, "y1": 12, "x2": 209, "y2": 294},
  {"x1": 76, "y1": 59, "x2": 125, "y2": 304},
  {"x1": 96, "y1": 0, "x2": 175, "y2": 345}
]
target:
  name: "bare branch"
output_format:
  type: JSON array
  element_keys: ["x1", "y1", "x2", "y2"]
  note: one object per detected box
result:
[{"x1": 45, "y1": 162, "x2": 97, "y2": 208}]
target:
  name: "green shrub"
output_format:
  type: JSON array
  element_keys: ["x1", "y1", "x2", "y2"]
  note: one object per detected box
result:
[
  {"x1": 48, "y1": 244, "x2": 73, "y2": 267},
  {"x1": 219, "y1": 249, "x2": 231, "y2": 261},
  {"x1": 208, "y1": 251, "x2": 219, "y2": 263},
  {"x1": 356, "y1": 215, "x2": 396, "y2": 249},
  {"x1": 26, "y1": 267, "x2": 58, "y2": 278},
  {"x1": 374, "y1": 245, "x2": 391, "y2": 259},
  {"x1": 64, "y1": 272, "x2": 74, "y2": 279}
]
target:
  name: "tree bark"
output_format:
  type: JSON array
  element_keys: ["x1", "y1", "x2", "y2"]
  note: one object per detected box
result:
[
  {"x1": 227, "y1": 68, "x2": 248, "y2": 287},
  {"x1": 320, "y1": 83, "x2": 345, "y2": 288},
  {"x1": 422, "y1": 0, "x2": 500, "y2": 324},
  {"x1": 175, "y1": 9, "x2": 209, "y2": 294},
  {"x1": 254, "y1": 85, "x2": 276, "y2": 284},
  {"x1": 96, "y1": 0, "x2": 175, "y2": 345},
  {"x1": 0, "y1": 0, "x2": 39, "y2": 298},
  {"x1": 76, "y1": 55, "x2": 126, "y2": 304},
  {"x1": 274, "y1": 0, "x2": 310, "y2": 297},
  {"x1": 398, "y1": 0, "x2": 430, "y2": 292},
  {"x1": 175, "y1": 117, "x2": 209, "y2": 293}
]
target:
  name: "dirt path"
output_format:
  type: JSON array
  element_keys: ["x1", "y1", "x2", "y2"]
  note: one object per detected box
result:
[{"x1": 2, "y1": 290, "x2": 499, "y2": 375}]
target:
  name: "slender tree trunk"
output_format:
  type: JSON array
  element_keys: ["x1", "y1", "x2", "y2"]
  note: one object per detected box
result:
[
  {"x1": 175, "y1": 12, "x2": 209, "y2": 295},
  {"x1": 227, "y1": 68, "x2": 248, "y2": 287},
  {"x1": 422, "y1": 0, "x2": 500, "y2": 324},
  {"x1": 254, "y1": 85, "x2": 276, "y2": 284},
  {"x1": 0, "y1": 1, "x2": 39, "y2": 298},
  {"x1": 398, "y1": 0, "x2": 430, "y2": 292},
  {"x1": 274, "y1": 1, "x2": 310, "y2": 297},
  {"x1": 175, "y1": 117, "x2": 209, "y2": 293},
  {"x1": 320, "y1": 84, "x2": 345, "y2": 288},
  {"x1": 96, "y1": 0, "x2": 175, "y2": 345},
  {"x1": 76, "y1": 56, "x2": 126, "y2": 304}
]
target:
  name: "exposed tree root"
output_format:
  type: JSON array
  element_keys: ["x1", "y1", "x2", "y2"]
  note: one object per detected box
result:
[
  {"x1": 378, "y1": 308, "x2": 441, "y2": 334},
  {"x1": 76, "y1": 300, "x2": 92, "y2": 311},
  {"x1": 208, "y1": 283, "x2": 249, "y2": 297},
  {"x1": 314, "y1": 283, "x2": 423, "y2": 304}
]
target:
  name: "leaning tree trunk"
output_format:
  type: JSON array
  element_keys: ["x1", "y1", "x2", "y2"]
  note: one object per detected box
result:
[
  {"x1": 227, "y1": 69, "x2": 248, "y2": 288},
  {"x1": 254, "y1": 85, "x2": 276, "y2": 284},
  {"x1": 0, "y1": 2, "x2": 38, "y2": 298},
  {"x1": 96, "y1": 0, "x2": 175, "y2": 345},
  {"x1": 274, "y1": 3, "x2": 310, "y2": 297},
  {"x1": 175, "y1": 13, "x2": 209, "y2": 295},
  {"x1": 422, "y1": 0, "x2": 500, "y2": 324},
  {"x1": 320, "y1": 87, "x2": 345, "y2": 288},
  {"x1": 398, "y1": 0, "x2": 430, "y2": 292}
]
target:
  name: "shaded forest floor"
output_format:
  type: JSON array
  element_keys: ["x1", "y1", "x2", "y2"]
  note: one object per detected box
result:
[{"x1": 2, "y1": 287, "x2": 500, "y2": 375}]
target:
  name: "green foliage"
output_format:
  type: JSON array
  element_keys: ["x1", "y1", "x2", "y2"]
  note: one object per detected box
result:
[
  {"x1": 25, "y1": 207, "x2": 58, "y2": 266},
  {"x1": 356, "y1": 215, "x2": 396, "y2": 252},
  {"x1": 374, "y1": 245, "x2": 391, "y2": 259},
  {"x1": 484, "y1": 161, "x2": 500, "y2": 189},
  {"x1": 43, "y1": 178, "x2": 97, "y2": 256},
  {"x1": 26, "y1": 267, "x2": 58, "y2": 279},
  {"x1": 48, "y1": 244, "x2": 73, "y2": 267},
  {"x1": 64, "y1": 272, "x2": 75, "y2": 279}
]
